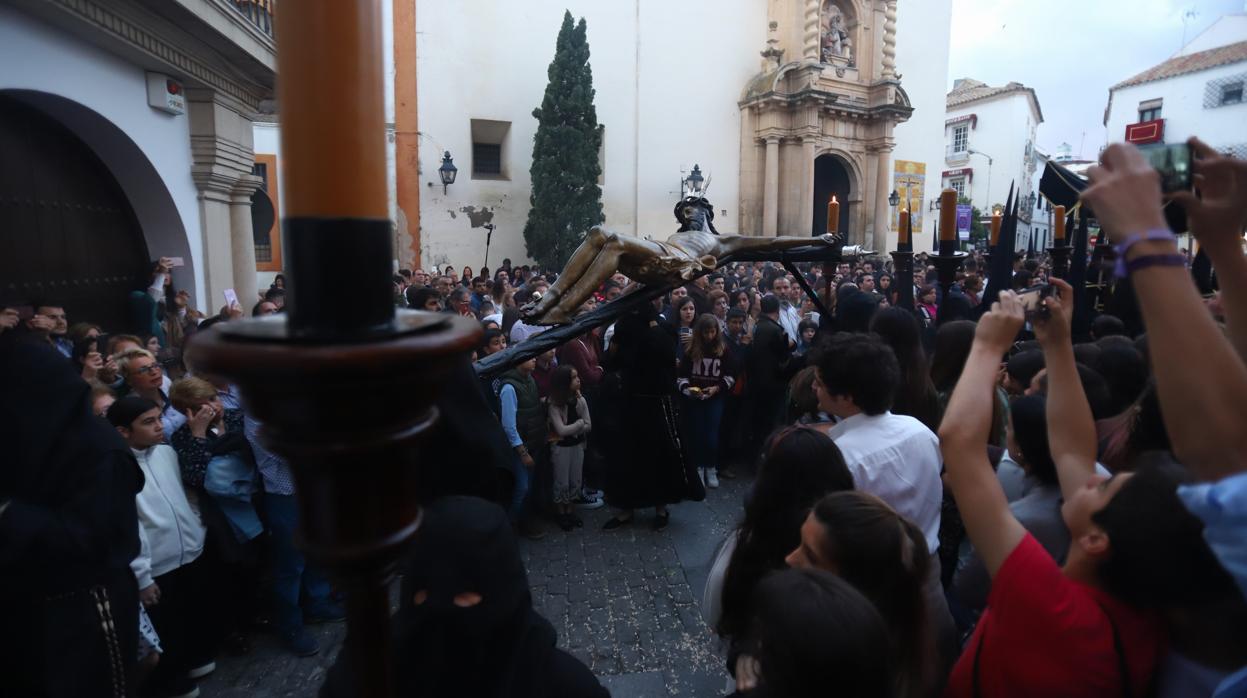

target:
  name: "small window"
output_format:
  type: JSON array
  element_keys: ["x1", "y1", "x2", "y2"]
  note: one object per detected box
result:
[
  {"x1": 952, "y1": 126, "x2": 968, "y2": 153},
  {"x1": 949, "y1": 177, "x2": 966, "y2": 198},
  {"x1": 472, "y1": 143, "x2": 502, "y2": 176},
  {"x1": 1222, "y1": 82, "x2": 1244, "y2": 106},
  {"x1": 470, "y1": 119, "x2": 511, "y2": 180},
  {"x1": 1139, "y1": 106, "x2": 1162, "y2": 122}
]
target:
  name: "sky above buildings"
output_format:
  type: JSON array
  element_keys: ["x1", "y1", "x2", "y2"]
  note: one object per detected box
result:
[{"x1": 947, "y1": 0, "x2": 1245, "y2": 159}]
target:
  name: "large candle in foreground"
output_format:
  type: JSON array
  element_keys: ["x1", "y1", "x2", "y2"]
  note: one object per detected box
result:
[
  {"x1": 898, "y1": 209, "x2": 910, "y2": 246},
  {"x1": 827, "y1": 196, "x2": 840, "y2": 233},
  {"x1": 1054, "y1": 205, "x2": 1066, "y2": 241},
  {"x1": 939, "y1": 189, "x2": 957, "y2": 242},
  {"x1": 990, "y1": 211, "x2": 1002, "y2": 246}
]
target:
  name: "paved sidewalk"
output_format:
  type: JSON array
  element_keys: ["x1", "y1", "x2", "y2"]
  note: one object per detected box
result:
[{"x1": 199, "y1": 475, "x2": 749, "y2": 697}]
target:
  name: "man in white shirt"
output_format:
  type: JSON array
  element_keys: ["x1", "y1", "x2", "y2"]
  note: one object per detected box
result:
[{"x1": 811, "y1": 333, "x2": 957, "y2": 671}]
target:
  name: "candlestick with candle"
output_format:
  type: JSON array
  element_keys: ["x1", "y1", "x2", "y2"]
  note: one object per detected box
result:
[
  {"x1": 1054, "y1": 205, "x2": 1066, "y2": 243},
  {"x1": 898, "y1": 209, "x2": 910, "y2": 247},
  {"x1": 827, "y1": 196, "x2": 840, "y2": 234},
  {"x1": 990, "y1": 211, "x2": 1002, "y2": 247}
]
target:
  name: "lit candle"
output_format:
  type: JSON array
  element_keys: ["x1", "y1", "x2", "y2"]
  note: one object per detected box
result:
[
  {"x1": 1054, "y1": 205, "x2": 1066, "y2": 241},
  {"x1": 939, "y1": 189, "x2": 957, "y2": 242},
  {"x1": 827, "y1": 196, "x2": 840, "y2": 234},
  {"x1": 990, "y1": 211, "x2": 1002, "y2": 247},
  {"x1": 898, "y1": 209, "x2": 910, "y2": 246}
]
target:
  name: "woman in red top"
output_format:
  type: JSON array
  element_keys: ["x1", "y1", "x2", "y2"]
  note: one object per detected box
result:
[{"x1": 938, "y1": 281, "x2": 1228, "y2": 698}]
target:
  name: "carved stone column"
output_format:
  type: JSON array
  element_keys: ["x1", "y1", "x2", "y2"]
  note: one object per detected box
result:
[
  {"x1": 229, "y1": 175, "x2": 264, "y2": 309},
  {"x1": 804, "y1": 0, "x2": 822, "y2": 62},
  {"x1": 188, "y1": 88, "x2": 263, "y2": 310},
  {"x1": 873, "y1": 148, "x2": 892, "y2": 252},
  {"x1": 882, "y1": 0, "x2": 898, "y2": 79},
  {"x1": 800, "y1": 136, "x2": 817, "y2": 236},
  {"x1": 763, "y1": 137, "x2": 781, "y2": 237}
]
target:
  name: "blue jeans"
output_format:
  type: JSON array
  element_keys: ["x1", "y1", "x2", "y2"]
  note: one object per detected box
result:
[
  {"x1": 684, "y1": 396, "x2": 724, "y2": 473},
  {"x1": 509, "y1": 452, "x2": 531, "y2": 521},
  {"x1": 264, "y1": 494, "x2": 334, "y2": 635}
]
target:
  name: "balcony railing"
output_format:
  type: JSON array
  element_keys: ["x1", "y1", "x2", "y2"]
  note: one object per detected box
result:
[
  {"x1": 230, "y1": 0, "x2": 274, "y2": 37},
  {"x1": 945, "y1": 146, "x2": 970, "y2": 162},
  {"x1": 1125, "y1": 118, "x2": 1164, "y2": 145}
]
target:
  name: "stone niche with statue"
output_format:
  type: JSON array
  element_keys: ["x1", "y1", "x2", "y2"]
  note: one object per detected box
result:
[{"x1": 739, "y1": 0, "x2": 911, "y2": 253}]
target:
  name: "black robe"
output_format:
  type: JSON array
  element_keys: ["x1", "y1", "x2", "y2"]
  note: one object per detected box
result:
[
  {"x1": 0, "y1": 333, "x2": 142, "y2": 697},
  {"x1": 320, "y1": 496, "x2": 607, "y2": 698},
  {"x1": 600, "y1": 311, "x2": 705, "y2": 510}
]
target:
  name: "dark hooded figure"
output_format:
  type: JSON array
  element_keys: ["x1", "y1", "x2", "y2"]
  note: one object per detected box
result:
[
  {"x1": 0, "y1": 332, "x2": 143, "y2": 697},
  {"x1": 321, "y1": 496, "x2": 607, "y2": 698}
]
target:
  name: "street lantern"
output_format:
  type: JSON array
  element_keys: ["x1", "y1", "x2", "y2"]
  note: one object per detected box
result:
[
  {"x1": 438, "y1": 151, "x2": 458, "y2": 194},
  {"x1": 888, "y1": 189, "x2": 900, "y2": 208},
  {"x1": 683, "y1": 164, "x2": 705, "y2": 197}
]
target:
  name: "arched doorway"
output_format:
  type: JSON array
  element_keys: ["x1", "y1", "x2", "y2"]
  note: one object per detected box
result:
[
  {"x1": 0, "y1": 93, "x2": 151, "y2": 330},
  {"x1": 812, "y1": 154, "x2": 852, "y2": 237}
]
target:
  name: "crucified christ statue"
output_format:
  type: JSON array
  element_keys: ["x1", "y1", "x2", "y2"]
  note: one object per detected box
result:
[{"x1": 522, "y1": 197, "x2": 840, "y2": 325}]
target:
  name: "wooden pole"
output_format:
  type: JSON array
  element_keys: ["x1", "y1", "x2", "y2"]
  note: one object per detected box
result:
[{"x1": 188, "y1": 3, "x2": 481, "y2": 697}]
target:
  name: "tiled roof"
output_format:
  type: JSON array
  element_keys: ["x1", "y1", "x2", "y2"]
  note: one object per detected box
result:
[
  {"x1": 946, "y1": 78, "x2": 1044, "y2": 122},
  {"x1": 1111, "y1": 40, "x2": 1247, "y2": 90}
]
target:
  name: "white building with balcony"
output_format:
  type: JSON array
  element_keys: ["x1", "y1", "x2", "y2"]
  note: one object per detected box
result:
[
  {"x1": 0, "y1": 0, "x2": 275, "y2": 328},
  {"x1": 941, "y1": 78, "x2": 1043, "y2": 251},
  {"x1": 1104, "y1": 14, "x2": 1247, "y2": 160}
]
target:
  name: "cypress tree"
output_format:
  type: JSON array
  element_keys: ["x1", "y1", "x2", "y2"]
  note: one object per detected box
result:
[{"x1": 523, "y1": 11, "x2": 604, "y2": 271}]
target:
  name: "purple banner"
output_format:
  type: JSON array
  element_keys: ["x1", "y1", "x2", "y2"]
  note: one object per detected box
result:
[{"x1": 956, "y1": 204, "x2": 972, "y2": 241}]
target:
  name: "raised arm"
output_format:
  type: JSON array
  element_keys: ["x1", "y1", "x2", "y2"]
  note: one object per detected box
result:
[
  {"x1": 1170, "y1": 138, "x2": 1247, "y2": 361},
  {"x1": 1031, "y1": 279, "x2": 1096, "y2": 501},
  {"x1": 716, "y1": 233, "x2": 839, "y2": 256},
  {"x1": 1083, "y1": 143, "x2": 1247, "y2": 481},
  {"x1": 938, "y1": 293, "x2": 1028, "y2": 576}
]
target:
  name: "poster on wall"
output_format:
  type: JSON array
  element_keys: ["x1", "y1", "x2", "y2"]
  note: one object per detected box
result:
[
  {"x1": 956, "y1": 204, "x2": 972, "y2": 241},
  {"x1": 892, "y1": 160, "x2": 926, "y2": 232}
]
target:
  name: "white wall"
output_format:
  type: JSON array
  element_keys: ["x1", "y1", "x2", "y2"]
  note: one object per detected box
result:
[
  {"x1": 415, "y1": 0, "x2": 766, "y2": 269},
  {"x1": 1106, "y1": 62, "x2": 1247, "y2": 153},
  {"x1": 891, "y1": 0, "x2": 953, "y2": 252},
  {"x1": 1179, "y1": 14, "x2": 1247, "y2": 55},
  {"x1": 0, "y1": 5, "x2": 205, "y2": 304},
  {"x1": 944, "y1": 93, "x2": 1039, "y2": 221}
]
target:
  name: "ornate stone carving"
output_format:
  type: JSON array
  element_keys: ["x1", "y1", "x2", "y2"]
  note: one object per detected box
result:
[
  {"x1": 882, "y1": 0, "x2": 898, "y2": 79},
  {"x1": 820, "y1": 3, "x2": 853, "y2": 66},
  {"x1": 804, "y1": 0, "x2": 822, "y2": 62}
]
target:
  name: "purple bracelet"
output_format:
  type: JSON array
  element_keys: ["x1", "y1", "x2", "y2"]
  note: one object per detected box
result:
[
  {"x1": 1114, "y1": 228, "x2": 1176, "y2": 278},
  {"x1": 1125, "y1": 253, "x2": 1187, "y2": 275}
]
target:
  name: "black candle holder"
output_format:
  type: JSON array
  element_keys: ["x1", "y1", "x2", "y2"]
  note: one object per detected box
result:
[
  {"x1": 1049, "y1": 243, "x2": 1072, "y2": 280},
  {"x1": 890, "y1": 250, "x2": 915, "y2": 310},
  {"x1": 932, "y1": 239, "x2": 967, "y2": 305}
]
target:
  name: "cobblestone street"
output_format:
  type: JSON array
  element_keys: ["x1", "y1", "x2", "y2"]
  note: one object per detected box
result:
[{"x1": 199, "y1": 476, "x2": 750, "y2": 697}]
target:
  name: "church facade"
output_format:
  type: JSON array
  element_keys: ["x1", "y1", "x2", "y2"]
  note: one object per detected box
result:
[{"x1": 259, "y1": 0, "x2": 954, "y2": 271}]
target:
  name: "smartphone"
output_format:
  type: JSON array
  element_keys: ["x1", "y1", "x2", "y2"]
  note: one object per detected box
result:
[
  {"x1": 1138, "y1": 143, "x2": 1193, "y2": 193},
  {"x1": 168, "y1": 256, "x2": 185, "y2": 267},
  {"x1": 223, "y1": 288, "x2": 239, "y2": 309},
  {"x1": 1016, "y1": 284, "x2": 1053, "y2": 321}
]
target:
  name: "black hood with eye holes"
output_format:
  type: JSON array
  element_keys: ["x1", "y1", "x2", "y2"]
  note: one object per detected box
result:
[{"x1": 320, "y1": 496, "x2": 561, "y2": 698}]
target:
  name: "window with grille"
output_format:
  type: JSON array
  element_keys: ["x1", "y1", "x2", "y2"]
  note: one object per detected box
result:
[
  {"x1": 949, "y1": 177, "x2": 966, "y2": 197},
  {"x1": 952, "y1": 126, "x2": 968, "y2": 153},
  {"x1": 1138, "y1": 106, "x2": 1162, "y2": 122},
  {"x1": 1204, "y1": 74, "x2": 1247, "y2": 108},
  {"x1": 1222, "y1": 82, "x2": 1244, "y2": 106},
  {"x1": 470, "y1": 119, "x2": 510, "y2": 180},
  {"x1": 251, "y1": 162, "x2": 271, "y2": 264}
]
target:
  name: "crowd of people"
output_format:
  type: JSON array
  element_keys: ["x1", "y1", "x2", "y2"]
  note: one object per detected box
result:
[{"x1": 2, "y1": 138, "x2": 1246, "y2": 698}]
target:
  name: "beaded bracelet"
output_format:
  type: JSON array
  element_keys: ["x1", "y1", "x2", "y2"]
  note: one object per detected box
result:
[{"x1": 1113, "y1": 228, "x2": 1177, "y2": 278}]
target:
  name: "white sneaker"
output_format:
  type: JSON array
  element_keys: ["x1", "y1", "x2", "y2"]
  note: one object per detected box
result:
[
  {"x1": 706, "y1": 469, "x2": 720, "y2": 488},
  {"x1": 187, "y1": 661, "x2": 216, "y2": 679}
]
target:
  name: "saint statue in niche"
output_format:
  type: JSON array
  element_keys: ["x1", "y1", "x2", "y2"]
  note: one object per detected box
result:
[{"x1": 821, "y1": 4, "x2": 853, "y2": 65}]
